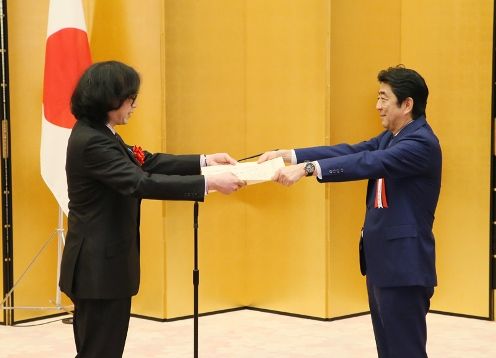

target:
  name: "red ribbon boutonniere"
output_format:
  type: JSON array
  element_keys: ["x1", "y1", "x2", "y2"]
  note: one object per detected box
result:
[
  {"x1": 374, "y1": 178, "x2": 388, "y2": 208},
  {"x1": 132, "y1": 145, "x2": 145, "y2": 166}
]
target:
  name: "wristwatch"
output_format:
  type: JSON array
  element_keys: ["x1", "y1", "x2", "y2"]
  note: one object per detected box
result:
[{"x1": 304, "y1": 161, "x2": 315, "y2": 177}]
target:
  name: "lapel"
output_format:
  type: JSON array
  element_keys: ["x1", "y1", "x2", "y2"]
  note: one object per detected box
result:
[
  {"x1": 389, "y1": 115, "x2": 426, "y2": 147},
  {"x1": 379, "y1": 131, "x2": 394, "y2": 149},
  {"x1": 96, "y1": 121, "x2": 140, "y2": 165},
  {"x1": 115, "y1": 132, "x2": 141, "y2": 165},
  {"x1": 77, "y1": 118, "x2": 141, "y2": 166}
]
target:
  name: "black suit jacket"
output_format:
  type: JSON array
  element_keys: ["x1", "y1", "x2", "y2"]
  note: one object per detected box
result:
[{"x1": 59, "y1": 119, "x2": 205, "y2": 299}]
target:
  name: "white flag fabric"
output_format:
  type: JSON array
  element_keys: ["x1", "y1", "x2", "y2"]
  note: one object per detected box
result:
[{"x1": 41, "y1": 0, "x2": 92, "y2": 215}]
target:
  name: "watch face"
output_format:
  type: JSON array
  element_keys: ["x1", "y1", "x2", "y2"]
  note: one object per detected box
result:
[{"x1": 305, "y1": 162, "x2": 315, "y2": 176}]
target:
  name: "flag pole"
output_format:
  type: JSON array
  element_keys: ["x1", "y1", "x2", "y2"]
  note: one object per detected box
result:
[
  {"x1": 55, "y1": 205, "x2": 65, "y2": 306},
  {"x1": 0, "y1": 208, "x2": 72, "y2": 314}
]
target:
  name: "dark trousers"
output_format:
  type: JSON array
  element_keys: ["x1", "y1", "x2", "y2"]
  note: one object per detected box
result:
[
  {"x1": 72, "y1": 297, "x2": 132, "y2": 358},
  {"x1": 367, "y1": 280, "x2": 434, "y2": 358}
]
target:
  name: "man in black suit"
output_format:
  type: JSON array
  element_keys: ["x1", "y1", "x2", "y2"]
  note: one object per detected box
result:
[{"x1": 59, "y1": 61, "x2": 245, "y2": 357}]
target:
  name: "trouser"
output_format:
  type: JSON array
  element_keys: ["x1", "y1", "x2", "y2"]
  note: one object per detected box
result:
[
  {"x1": 72, "y1": 297, "x2": 132, "y2": 358},
  {"x1": 367, "y1": 280, "x2": 434, "y2": 358}
]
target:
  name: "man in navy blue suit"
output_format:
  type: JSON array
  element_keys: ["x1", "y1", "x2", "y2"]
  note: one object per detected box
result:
[{"x1": 259, "y1": 66, "x2": 441, "y2": 358}]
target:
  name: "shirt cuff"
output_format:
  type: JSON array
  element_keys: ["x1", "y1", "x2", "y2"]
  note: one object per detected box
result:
[
  {"x1": 200, "y1": 154, "x2": 208, "y2": 167},
  {"x1": 290, "y1": 150, "x2": 297, "y2": 165},
  {"x1": 313, "y1": 161, "x2": 322, "y2": 179},
  {"x1": 200, "y1": 155, "x2": 208, "y2": 195}
]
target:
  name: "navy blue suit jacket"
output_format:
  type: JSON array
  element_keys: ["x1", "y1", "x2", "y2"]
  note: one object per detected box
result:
[{"x1": 295, "y1": 116, "x2": 441, "y2": 288}]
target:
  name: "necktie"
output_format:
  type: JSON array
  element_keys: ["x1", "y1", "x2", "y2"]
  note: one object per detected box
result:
[
  {"x1": 115, "y1": 132, "x2": 134, "y2": 157},
  {"x1": 115, "y1": 132, "x2": 124, "y2": 145}
]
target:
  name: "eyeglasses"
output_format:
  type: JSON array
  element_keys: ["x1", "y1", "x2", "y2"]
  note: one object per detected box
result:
[{"x1": 128, "y1": 94, "x2": 138, "y2": 106}]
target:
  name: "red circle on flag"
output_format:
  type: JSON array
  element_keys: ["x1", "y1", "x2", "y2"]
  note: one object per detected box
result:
[{"x1": 43, "y1": 28, "x2": 92, "y2": 129}]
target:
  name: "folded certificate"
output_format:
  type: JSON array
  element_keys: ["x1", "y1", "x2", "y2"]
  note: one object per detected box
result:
[{"x1": 201, "y1": 157, "x2": 285, "y2": 185}]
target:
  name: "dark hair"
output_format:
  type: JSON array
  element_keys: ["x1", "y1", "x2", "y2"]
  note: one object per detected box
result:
[
  {"x1": 71, "y1": 61, "x2": 140, "y2": 123},
  {"x1": 377, "y1": 65, "x2": 428, "y2": 119}
]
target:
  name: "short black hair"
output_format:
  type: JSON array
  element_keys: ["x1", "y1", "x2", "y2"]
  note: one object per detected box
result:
[
  {"x1": 377, "y1": 65, "x2": 428, "y2": 119},
  {"x1": 71, "y1": 61, "x2": 140, "y2": 123}
]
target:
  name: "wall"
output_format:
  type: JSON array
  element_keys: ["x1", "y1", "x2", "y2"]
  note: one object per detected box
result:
[
  {"x1": 8, "y1": 0, "x2": 62, "y2": 322},
  {"x1": 327, "y1": 0, "x2": 402, "y2": 317},
  {"x1": 7, "y1": 0, "x2": 168, "y2": 321},
  {"x1": 401, "y1": 0, "x2": 493, "y2": 318},
  {"x1": 163, "y1": 0, "x2": 247, "y2": 317},
  {"x1": 86, "y1": 0, "x2": 168, "y2": 320},
  {"x1": 163, "y1": 0, "x2": 331, "y2": 318},
  {"x1": 244, "y1": 0, "x2": 331, "y2": 317},
  {"x1": 327, "y1": 0, "x2": 494, "y2": 319},
  {"x1": 4, "y1": 0, "x2": 494, "y2": 323}
]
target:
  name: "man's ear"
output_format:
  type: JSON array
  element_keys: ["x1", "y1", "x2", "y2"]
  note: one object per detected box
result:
[{"x1": 402, "y1": 97, "x2": 414, "y2": 115}]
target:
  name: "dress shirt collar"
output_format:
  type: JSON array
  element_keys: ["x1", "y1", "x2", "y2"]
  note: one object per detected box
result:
[{"x1": 105, "y1": 123, "x2": 116, "y2": 135}]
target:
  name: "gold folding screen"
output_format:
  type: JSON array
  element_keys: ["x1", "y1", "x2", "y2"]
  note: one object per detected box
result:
[
  {"x1": 7, "y1": 0, "x2": 62, "y2": 322},
  {"x1": 327, "y1": 0, "x2": 402, "y2": 317},
  {"x1": 4, "y1": 0, "x2": 494, "y2": 324},
  {"x1": 401, "y1": 0, "x2": 493, "y2": 318}
]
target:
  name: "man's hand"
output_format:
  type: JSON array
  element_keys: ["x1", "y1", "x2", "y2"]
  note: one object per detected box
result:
[
  {"x1": 257, "y1": 149, "x2": 292, "y2": 164},
  {"x1": 272, "y1": 164, "x2": 306, "y2": 186},
  {"x1": 207, "y1": 172, "x2": 246, "y2": 194},
  {"x1": 206, "y1": 153, "x2": 237, "y2": 166}
]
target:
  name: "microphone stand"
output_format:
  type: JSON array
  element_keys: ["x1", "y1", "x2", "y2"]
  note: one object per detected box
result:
[{"x1": 193, "y1": 201, "x2": 199, "y2": 358}]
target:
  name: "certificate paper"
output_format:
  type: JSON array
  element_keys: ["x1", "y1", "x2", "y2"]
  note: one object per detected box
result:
[{"x1": 201, "y1": 157, "x2": 285, "y2": 185}]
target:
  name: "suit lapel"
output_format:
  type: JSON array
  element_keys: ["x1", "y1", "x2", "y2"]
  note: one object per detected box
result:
[
  {"x1": 115, "y1": 133, "x2": 141, "y2": 165},
  {"x1": 77, "y1": 119, "x2": 141, "y2": 166},
  {"x1": 379, "y1": 131, "x2": 394, "y2": 149},
  {"x1": 389, "y1": 115, "x2": 426, "y2": 146}
]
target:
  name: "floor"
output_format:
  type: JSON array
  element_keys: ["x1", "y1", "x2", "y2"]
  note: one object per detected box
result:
[{"x1": 0, "y1": 309, "x2": 495, "y2": 357}]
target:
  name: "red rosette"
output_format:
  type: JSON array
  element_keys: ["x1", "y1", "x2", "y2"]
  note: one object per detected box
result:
[{"x1": 132, "y1": 145, "x2": 145, "y2": 166}]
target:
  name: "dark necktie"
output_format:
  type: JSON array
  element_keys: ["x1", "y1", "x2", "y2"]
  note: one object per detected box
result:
[
  {"x1": 115, "y1": 132, "x2": 123, "y2": 144},
  {"x1": 115, "y1": 132, "x2": 133, "y2": 156}
]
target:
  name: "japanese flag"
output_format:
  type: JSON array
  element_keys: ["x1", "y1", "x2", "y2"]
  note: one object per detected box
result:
[{"x1": 41, "y1": 0, "x2": 91, "y2": 215}]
